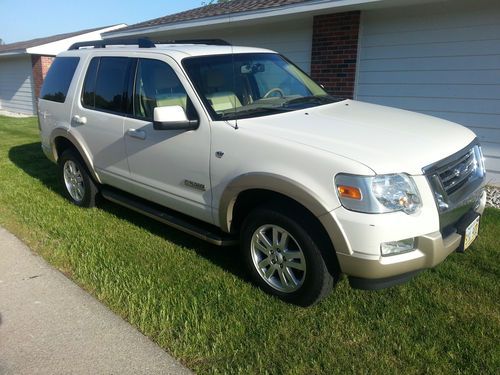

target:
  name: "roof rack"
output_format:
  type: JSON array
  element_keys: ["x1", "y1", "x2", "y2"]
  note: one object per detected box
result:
[
  {"x1": 158, "y1": 39, "x2": 231, "y2": 46},
  {"x1": 68, "y1": 38, "x2": 156, "y2": 50},
  {"x1": 68, "y1": 38, "x2": 231, "y2": 51}
]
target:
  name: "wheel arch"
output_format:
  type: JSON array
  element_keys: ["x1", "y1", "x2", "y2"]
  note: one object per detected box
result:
[
  {"x1": 50, "y1": 128, "x2": 101, "y2": 183},
  {"x1": 219, "y1": 173, "x2": 332, "y2": 232}
]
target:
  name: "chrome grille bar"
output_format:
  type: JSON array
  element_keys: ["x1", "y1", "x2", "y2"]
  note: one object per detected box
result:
[
  {"x1": 436, "y1": 149, "x2": 477, "y2": 195},
  {"x1": 439, "y1": 152, "x2": 474, "y2": 184}
]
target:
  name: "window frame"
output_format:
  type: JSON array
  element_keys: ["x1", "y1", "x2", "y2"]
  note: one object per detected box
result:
[
  {"x1": 130, "y1": 57, "x2": 199, "y2": 123},
  {"x1": 181, "y1": 53, "x2": 328, "y2": 121},
  {"x1": 80, "y1": 55, "x2": 198, "y2": 122}
]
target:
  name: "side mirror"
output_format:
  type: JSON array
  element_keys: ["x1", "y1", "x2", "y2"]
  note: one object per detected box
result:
[{"x1": 153, "y1": 105, "x2": 199, "y2": 131}]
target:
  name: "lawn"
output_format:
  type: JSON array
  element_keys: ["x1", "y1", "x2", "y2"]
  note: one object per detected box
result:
[{"x1": 0, "y1": 115, "x2": 498, "y2": 374}]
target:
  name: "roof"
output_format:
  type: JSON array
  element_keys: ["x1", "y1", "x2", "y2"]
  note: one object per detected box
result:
[
  {"x1": 104, "y1": 0, "x2": 408, "y2": 38},
  {"x1": 0, "y1": 27, "x2": 106, "y2": 54},
  {"x1": 60, "y1": 44, "x2": 274, "y2": 61},
  {"x1": 119, "y1": 0, "x2": 311, "y2": 32},
  {"x1": 0, "y1": 25, "x2": 127, "y2": 57}
]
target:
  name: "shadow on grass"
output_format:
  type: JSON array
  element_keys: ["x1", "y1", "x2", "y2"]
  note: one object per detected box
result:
[{"x1": 8, "y1": 142, "x2": 248, "y2": 282}]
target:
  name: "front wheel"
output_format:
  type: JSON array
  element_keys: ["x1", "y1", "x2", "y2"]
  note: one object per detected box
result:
[{"x1": 241, "y1": 207, "x2": 335, "y2": 306}]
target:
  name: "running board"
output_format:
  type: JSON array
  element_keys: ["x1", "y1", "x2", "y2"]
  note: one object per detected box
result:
[{"x1": 101, "y1": 188, "x2": 238, "y2": 246}]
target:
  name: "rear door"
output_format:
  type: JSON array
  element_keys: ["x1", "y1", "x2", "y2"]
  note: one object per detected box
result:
[{"x1": 71, "y1": 55, "x2": 134, "y2": 185}]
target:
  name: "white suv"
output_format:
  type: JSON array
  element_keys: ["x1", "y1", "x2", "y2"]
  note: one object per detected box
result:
[{"x1": 38, "y1": 39, "x2": 486, "y2": 306}]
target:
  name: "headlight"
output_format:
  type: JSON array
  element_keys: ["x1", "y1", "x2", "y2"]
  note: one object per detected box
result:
[{"x1": 335, "y1": 173, "x2": 421, "y2": 214}]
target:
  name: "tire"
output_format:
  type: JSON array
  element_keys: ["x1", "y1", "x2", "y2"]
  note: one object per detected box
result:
[
  {"x1": 58, "y1": 149, "x2": 98, "y2": 208},
  {"x1": 241, "y1": 206, "x2": 336, "y2": 306}
]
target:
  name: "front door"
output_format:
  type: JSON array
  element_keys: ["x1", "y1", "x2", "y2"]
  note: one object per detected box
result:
[{"x1": 123, "y1": 57, "x2": 212, "y2": 223}]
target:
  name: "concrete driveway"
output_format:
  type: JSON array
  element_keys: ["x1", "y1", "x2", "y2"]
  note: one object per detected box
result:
[{"x1": 0, "y1": 227, "x2": 192, "y2": 375}]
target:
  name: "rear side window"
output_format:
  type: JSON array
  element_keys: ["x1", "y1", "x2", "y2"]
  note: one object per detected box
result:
[
  {"x1": 82, "y1": 57, "x2": 133, "y2": 114},
  {"x1": 40, "y1": 57, "x2": 80, "y2": 103},
  {"x1": 82, "y1": 58, "x2": 99, "y2": 108}
]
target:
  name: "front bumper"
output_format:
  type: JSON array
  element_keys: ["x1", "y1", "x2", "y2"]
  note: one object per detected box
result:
[
  {"x1": 338, "y1": 229, "x2": 462, "y2": 279},
  {"x1": 320, "y1": 189, "x2": 486, "y2": 289}
]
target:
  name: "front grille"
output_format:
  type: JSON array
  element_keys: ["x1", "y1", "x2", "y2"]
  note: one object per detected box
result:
[
  {"x1": 435, "y1": 148, "x2": 477, "y2": 195},
  {"x1": 423, "y1": 139, "x2": 486, "y2": 233}
]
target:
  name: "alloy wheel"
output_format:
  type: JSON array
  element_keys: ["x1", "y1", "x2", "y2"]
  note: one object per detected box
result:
[{"x1": 250, "y1": 224, "x2": 306, "y2": 293}]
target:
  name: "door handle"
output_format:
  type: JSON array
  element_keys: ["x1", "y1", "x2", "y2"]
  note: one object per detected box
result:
[
  {"x1": 127, "y1": 129, "x2": 146, "y2": 140},
  {"x1": 72, "y1": 115, "x2": 87, "y2": 125}
]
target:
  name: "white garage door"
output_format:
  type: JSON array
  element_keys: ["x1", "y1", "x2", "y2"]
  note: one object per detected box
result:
[
  {"x1": 0, "y1": 55, "x2": 35, "y2": 115},
  {"x1": 355, "y1": 0, "x2": 500, "y2": 184}
]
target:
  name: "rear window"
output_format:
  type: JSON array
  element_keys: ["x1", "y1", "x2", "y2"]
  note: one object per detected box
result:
[{"x1": 40, "y1": 57, "x2": 80, "y2": 103}]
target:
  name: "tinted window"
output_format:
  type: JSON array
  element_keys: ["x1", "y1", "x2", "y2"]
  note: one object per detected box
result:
[
  {"x1": 134, "y1": 59, "x2": 196, "y2": 121},
  {"x1": 40, "y1": 57, "x2": 79, "y2": 103},
  {"x1": 82, "y1": 57, "x2": 99, "y2": 108},
  {"x1": 83, "y1": 57, "x2": 132, "y2": 114}
]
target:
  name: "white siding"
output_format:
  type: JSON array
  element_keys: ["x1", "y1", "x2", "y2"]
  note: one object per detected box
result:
[
  {"x1": 0, "y1": 55, "x2": 35, "y2": 115},
  {"x1": 355, "y1": 0, "x2": 500, "y2": 185},
  {"x1": 152, "y1": 18, "x2": 313, "y2": 73}
]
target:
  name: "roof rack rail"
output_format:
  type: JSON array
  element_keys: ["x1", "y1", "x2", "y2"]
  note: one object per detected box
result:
[
  {"x1": 68, "y1": 38, "x2": 155, "y2": 50},
  {"x1": 158, "y1": 39, "x2": 231, "y2": 46}
]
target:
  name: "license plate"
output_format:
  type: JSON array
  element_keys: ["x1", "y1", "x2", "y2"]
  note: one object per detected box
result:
[{"x1": 463, "y1": 215, "x2": 480, "y2": 250}]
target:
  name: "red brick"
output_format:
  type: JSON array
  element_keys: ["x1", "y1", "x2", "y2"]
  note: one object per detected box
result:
[
  {"x1": 31, "y1": 55, "x2": 54, "y2": 99},
  {"x1": 310, "y1": 11, "x2": 360, "y2": 99}
]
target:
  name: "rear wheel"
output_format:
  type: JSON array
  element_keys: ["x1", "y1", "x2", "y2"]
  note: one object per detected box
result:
[
  {"x1": 241, "y1": 206, "x2": 335, "y2": 306},
  {"x1": 58, "y1": 149, "x2": 98, "y2": 207}
]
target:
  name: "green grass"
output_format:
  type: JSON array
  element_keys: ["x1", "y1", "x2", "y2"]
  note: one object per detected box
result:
[{"x1": 0, "y1": 115, "x2": 499, "y2": 374}]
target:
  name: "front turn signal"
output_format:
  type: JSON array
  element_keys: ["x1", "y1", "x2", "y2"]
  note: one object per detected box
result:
[{"x1": 337, "y1": 185, "x2": 362, "y2": 200}]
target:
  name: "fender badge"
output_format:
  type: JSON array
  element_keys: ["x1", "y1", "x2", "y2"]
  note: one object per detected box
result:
[{"x1": 184, "y1": 179, "x2": 206, "y2": 191}]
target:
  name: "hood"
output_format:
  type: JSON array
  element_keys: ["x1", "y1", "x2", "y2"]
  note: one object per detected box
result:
[{"x1": 238, "y1": 100, "x2": 476, "y2": 175}]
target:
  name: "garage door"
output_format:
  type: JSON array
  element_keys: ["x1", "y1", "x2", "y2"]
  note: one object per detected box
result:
[
  {"x1": 0, "y1": 55, "x2": 35, "y2": 115},
  {"x1": 355, "y1": 0, "x2": 500, "y2": 184}
]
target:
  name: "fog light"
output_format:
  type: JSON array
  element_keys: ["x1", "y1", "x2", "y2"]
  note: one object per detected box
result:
[{"x1": 381, "y1": 238, "x2": 415, "y2": 256}]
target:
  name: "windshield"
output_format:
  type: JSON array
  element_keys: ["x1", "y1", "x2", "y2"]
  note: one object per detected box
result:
[{"x1": 182, "y1": 53, "x2": 342, "y2": 120}]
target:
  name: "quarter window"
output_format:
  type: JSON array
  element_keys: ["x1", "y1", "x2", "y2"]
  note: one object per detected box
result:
[{"x1": 40, "y1": 57, "x2": 80, "y2": 103}]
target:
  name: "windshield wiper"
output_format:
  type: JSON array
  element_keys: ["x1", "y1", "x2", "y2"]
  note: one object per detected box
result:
[
  {"x1": 283, "y1": 95, "x2": 343, "y2": 107},
  {"x1": 219, "y1": 106, "x2": 292, "y2": 120}
]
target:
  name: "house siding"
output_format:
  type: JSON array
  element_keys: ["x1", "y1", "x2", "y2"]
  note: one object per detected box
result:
[
  {"x1": 0, "y1": 55, "x2": 36, "y2": 115},
  {"x1": 355, "y1": 0, "x2": 500, "y2": 184},
  {"x1": 149, "y1": 17, "x2": 313, "y2": 73}
]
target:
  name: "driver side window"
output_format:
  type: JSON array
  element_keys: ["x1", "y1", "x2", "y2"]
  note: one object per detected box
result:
[
  {"x1": 253, "y1": 60, "x2": 310, "y2": 98},
  {"x1": 133, "y1": 59, "x2": 197, "y2": 121}
]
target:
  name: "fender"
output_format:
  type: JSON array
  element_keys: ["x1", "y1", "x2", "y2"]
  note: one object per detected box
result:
[
  {"x1": 219, "y1": 172, "x2": 335, "y2": 232},
  {"x1": 49, "y1": 128, "x2": 102, "y2": 183}
]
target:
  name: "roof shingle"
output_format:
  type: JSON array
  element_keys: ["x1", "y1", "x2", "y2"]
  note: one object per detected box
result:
[
  {"x1": 122, "y1": 0, "x2": 312, "y2": 32},
  {"x1": 0, "y1": 26, "x2": 109, "y2": 54}
]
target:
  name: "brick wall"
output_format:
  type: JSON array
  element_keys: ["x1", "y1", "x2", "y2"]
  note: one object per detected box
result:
[
  {"x1": 31, "y1": 55, "x2": 54, "y2": 99},
  {"x1": 310, "y1": 11, "x2": 361, "y2": 99}
]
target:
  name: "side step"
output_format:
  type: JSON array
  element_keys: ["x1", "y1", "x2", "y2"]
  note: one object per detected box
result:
[{"x1": 101, "y1": 187, "x2": 238, "y2": 246}]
